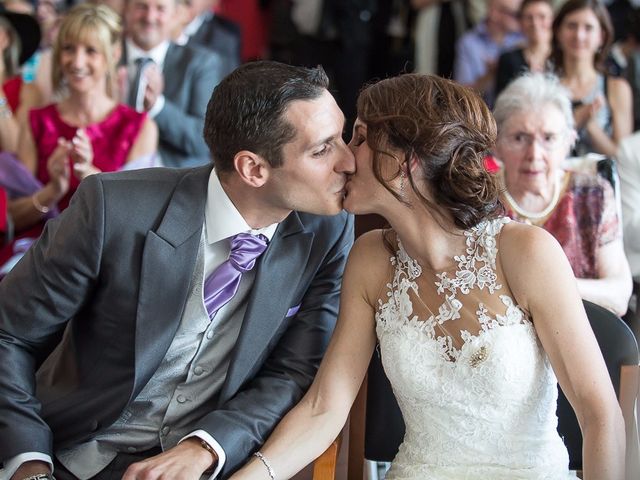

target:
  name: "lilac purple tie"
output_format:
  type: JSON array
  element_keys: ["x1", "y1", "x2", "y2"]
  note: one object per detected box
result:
[{"x1": 203, "y1": 232, "x2": 269, "y2": 320}]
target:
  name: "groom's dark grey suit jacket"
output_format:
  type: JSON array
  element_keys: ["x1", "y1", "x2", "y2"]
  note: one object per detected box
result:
[{"x1": 0, "y1": 165, "x2": 353, "y2": 477}]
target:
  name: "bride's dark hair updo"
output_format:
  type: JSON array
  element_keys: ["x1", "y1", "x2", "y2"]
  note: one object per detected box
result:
[{"x1": 357, "y1": 74, "x2": 502, "y2": 230}]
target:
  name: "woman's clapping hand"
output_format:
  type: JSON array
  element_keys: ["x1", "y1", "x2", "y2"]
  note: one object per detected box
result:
[
  {"x1": 46, "y1": 138, "x2": 72, "y2": 196},
  {"x1": 70, "y1": 128, "x2": 100, "y2": 180}
]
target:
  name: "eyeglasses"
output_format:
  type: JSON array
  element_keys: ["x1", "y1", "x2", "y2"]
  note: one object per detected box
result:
[{"x1": 499, "y1": 132, "x2": 567, "y2": 153}]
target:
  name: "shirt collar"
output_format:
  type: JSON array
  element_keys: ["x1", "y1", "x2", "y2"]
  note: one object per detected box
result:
[
  {"x1": 125, "y1": 38, "x2": 171, "y2": 68},
  {"x1": 205, "y1": 169, "x2": 278, "y2": 245}
]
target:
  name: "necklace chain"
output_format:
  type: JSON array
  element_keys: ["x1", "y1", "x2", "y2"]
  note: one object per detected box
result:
[{"x1": 503, "y1": 173, "x2": 562, "y2": 221}]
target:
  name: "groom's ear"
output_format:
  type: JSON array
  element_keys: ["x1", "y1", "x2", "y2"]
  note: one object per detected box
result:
[{"x1": 233, "y1": 150, "x2": 270, "y2": 188}]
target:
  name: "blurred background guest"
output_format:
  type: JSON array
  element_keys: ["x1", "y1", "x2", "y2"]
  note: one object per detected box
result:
[
  {"x1": 1, "y1": 0, "x2": 32, "y2": 14},
  {"x1": 368, "y1": 0, "x2": 416, "y2": 81},
  {"x1": 217, "y1": 0, "x2": 268, "y2": 62},
  {"x1": 35, "y1": 0, "x2": 64, "y2": 49},
  {"x1": 180, "y1": 0, "x2": 240, "y2": 78},
  {"x1": 27, "y1": 0, "x2": 66, "y2": 106},
  {"x1": 170, "y1": 0, "x2": 194, "y2": 43},
  {"x1": 97, "y1": 0, "x2": 126, "y2": 16},
  {"x1": 496, "y1": 0, "x2": 553, "y2": 94},
  {"x1": 0, "y1": 5, "x2": 42, "y2": 152},
  {"x1": 121, "y1": 0, "x2": 223, "y2": 167},
  {"x1": 617, "y1": 132, "x2": 640, "y2": 313},
  {"x1": 454, "y1": 0, "x2": 524, "y2": 107},
  {"x1": 0, "y1": 3, "x2": 157, "y2": 275},
  {"x1": 296, "y1": 0, "x2": 378, "y2": 127},
  {"x1": 551, "y1": 0, "x2": 633, "y2": 157},
  {"x1": 494, "y1": 73, "x2": 632, "y2": 316},
  {"x1": 618, "y1": 7, "x2": 640, "y2": 130},
  {"x1": 412, "y1": 0, "x2": 469, "y2": 78}
]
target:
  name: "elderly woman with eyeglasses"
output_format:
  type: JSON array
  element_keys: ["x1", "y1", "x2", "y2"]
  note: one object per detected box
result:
[{"x1": 494, "y1": 73, "x2": 632, "y2": 316}]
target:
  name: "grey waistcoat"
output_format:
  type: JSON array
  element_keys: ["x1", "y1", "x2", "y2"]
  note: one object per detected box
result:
[{"x1": 57, "y1": 234, "x2": 254, "y2": 478}]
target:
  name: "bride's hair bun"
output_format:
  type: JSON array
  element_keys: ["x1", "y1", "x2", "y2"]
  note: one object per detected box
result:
[{"x1": 357, "y1": 74, "x2": 502, "y2": 230}]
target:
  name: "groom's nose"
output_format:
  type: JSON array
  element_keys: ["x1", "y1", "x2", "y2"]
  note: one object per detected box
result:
[{"x1": 335, "y1": 138, "x2": 356, "y2": 175}]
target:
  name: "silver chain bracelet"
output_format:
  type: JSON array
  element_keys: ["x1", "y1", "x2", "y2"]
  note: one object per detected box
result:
[{"x1": 253, "y1": 451, "x2": 276, "y2": 479}]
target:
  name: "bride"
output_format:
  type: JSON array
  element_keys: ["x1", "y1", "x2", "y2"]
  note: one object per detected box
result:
[{"x1": 230, "y1": 74, "x2": 624, "y2": 479}]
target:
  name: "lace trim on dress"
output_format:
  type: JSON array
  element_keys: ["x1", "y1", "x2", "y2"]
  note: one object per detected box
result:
[{"x1": 376, "y1": 217, "x2": 529, "y2": 364}]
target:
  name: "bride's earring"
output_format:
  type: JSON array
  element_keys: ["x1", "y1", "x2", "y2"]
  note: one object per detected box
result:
[{"x1": 399, "y1": 169, "x2": 406, "y2": 199}]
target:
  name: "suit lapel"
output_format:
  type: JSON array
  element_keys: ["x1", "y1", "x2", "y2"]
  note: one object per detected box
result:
[
  {"x1": 162, "y1": 44, "x2": 184, "y2": 101},
  {"x1": 119, "y1": 40, "x2": 128, "y2": 67},
  {"x1": 131, "y1": 166, "x2": 211, "y2": 399},
  {"x1": 219, "y1": 213, "x2": 314, "y2": 400}
]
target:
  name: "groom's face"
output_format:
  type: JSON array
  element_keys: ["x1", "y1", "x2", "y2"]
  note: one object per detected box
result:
[{"x1": 265, "y1": 90, "x2": 355, "y2": 216}]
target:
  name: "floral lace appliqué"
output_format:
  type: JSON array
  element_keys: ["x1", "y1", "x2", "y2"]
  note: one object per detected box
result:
[
  {"x1": 376, "y1": 217, "x2": 528, "y2": 363},
  {"x1": 435, "y1": 219, "x2": 504, "y2": 296}
]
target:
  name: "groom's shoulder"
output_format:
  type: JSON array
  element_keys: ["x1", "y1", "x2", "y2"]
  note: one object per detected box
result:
[
  {"x1": 75, "y1": 166, "x2": 210, "y2": 218},
  {"x1": 97, "y1": 165, "x2": 207, "y2": 185},
  {"x1": 296, "y1": 211, "x2": 353, "y2": 243},
  {"x1": 297, "y1": 210, "x2": 352, "y2": 229},
  {"x1": 90, "y1": 165, "x2": 210, "y2": 199}
]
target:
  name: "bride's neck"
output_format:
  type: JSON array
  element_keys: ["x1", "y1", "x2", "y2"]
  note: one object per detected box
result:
[{"x1": 386, "y1": 205, "x2": 467, "y2": 272}]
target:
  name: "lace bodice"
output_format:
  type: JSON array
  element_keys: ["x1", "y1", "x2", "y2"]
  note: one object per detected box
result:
[{"x1": 375, "y1": 218, "x2": 573, "y2": 479}]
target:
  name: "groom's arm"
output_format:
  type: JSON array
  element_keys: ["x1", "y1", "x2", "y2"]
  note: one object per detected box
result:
[
  {"x1": 200, "y1": 213, "x2": 354, "y2": 476},
  {"x1": 120, "y1": 213, "x2": 354, "y2": 480},
  {"x1": 0, "y1": 176, "x2": 106, "y2": 465}
]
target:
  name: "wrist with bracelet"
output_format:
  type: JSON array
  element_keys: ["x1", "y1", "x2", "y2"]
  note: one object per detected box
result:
[
  {"x1": 253, "y1": 451, "x2": 276, "y2": 480},
  {"x1": 19, "y1": 474, "x2": 54, "y2": 480},
  {"x1": 31, "y1": 192, "x2": 51, "y2": 214}
]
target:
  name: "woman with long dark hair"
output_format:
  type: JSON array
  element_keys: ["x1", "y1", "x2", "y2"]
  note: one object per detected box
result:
[{"x1": 552, "y1": 0, "x2": 633, "y2": 157}]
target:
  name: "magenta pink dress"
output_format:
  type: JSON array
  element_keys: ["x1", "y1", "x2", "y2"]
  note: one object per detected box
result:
[
  {"x1": 0, "y1": 103, "x2": 146, "y2": 267},
  {"x1": 31, "y1": 103, "x2": 147, "y2": 210}
]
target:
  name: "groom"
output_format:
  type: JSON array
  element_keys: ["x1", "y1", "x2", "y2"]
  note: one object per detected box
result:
[{"x1": 0, "y1": 61, "x2": 354, "y2": 480}]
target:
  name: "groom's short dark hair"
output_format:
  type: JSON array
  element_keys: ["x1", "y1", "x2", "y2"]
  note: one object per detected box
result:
[{"x1": 203, "y1": 61, "x2": 330, "y2": 173}]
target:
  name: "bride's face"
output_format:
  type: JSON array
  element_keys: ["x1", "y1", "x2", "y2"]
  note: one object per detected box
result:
[{"x1": 344, "y1": 118, "x2": 404, "y2": 215}]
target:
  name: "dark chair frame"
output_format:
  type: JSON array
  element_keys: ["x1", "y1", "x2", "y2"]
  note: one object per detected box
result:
[{"x1": 557, "y1": 300, "x2": 640, "y2": 479}]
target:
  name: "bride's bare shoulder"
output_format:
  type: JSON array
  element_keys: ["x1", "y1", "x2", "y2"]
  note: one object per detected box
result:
[
  {"x1": 351, "y1": 229, "x2": 396, "y2": 259},
  {"x1": 499, "y1": 220, "x2": 563, "y2": 267},
  {"x1": 345, "y1": 229, "x2": 397, "y2": 305},
  {"x1": 347, "y1": 229, "x2": 396, "y2": 276},
  {"x1": 498, "y1": 220, "x2": 573, "y2": 309}
]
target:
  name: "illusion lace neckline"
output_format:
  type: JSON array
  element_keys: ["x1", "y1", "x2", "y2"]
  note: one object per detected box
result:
[{"x1": 376, "y1": 217, "x2": 528, "y2": 364}]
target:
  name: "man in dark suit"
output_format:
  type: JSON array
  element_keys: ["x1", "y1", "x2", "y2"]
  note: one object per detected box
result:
[
  {"x1": 123, "y1": 0, "x2": 225, "y2": 167},
  {"x1": 0, "y1": 61, "x2": 354, "y2": 480},
  {"x1": 181, "y1": 0, "x2": 241, "y2": 77}
]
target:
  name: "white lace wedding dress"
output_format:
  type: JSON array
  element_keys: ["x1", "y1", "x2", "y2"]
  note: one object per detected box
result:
[{"x1": 376, "y1": 217, "x2": 575, "y2": 479}]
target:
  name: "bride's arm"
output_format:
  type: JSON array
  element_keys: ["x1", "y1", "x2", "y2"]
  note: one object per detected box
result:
[
  {"x1": 230, "y1": 231, "x2": 386, "y2": 480},
  {"x1": 500, "y1": 223, "x2": 625, "y2": 480}
]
